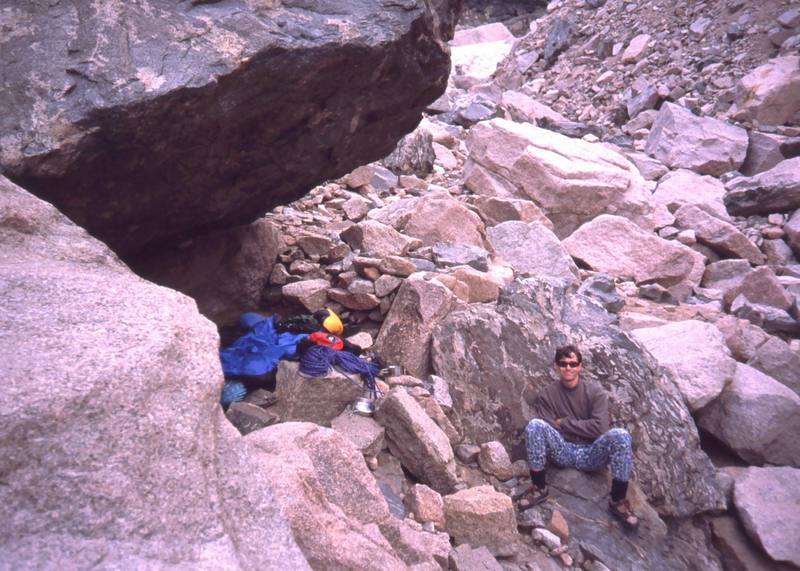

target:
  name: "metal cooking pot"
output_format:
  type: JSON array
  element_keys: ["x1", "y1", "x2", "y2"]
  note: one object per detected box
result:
[{"x1": 352, "y1": 397, "x2": 375, "y2": 416}]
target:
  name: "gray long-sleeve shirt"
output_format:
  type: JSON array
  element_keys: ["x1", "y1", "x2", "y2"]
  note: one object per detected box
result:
[{"x1": 528, "y1": 379, "x2": 610, "y2": 444}]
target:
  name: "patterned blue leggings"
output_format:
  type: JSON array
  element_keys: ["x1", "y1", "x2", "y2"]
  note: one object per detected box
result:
[{"x1": 525, "y1": 419, "x2": 633, "y2": 481}]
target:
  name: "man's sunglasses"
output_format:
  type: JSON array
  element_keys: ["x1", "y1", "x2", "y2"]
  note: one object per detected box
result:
[{"x1": 557, "y1": 361, "x2": 580, "y2": 368}]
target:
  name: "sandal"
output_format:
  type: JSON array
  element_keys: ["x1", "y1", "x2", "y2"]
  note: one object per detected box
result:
[
  {"x1": 609, "y1": 498, "x2": 639, "y2": 528},
  {"x1": 515, "y1": 485, "x2": 549, "y2": 508}
]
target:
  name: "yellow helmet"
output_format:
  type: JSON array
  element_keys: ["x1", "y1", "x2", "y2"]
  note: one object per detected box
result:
[{"x1": 321, "y1": 308, "x2": 343, "y2": 335}]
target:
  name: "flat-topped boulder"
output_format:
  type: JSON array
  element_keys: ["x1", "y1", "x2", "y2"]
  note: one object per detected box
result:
[
  {"x1": 463, "y1": 118, "x2": 654, "y2": 237},
  {"x1": 563, "y1": 214, "x2": 705, "y2": 301}
]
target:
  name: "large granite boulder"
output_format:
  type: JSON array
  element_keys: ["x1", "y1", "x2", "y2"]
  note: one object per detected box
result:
[
  {"x1": 431, "y1": 279, "x2": 723, "y2": 517},
  {"x1": 673, "y1": 205, "x2": 765, "y2": 266},
  {"x1": 785, "y1": 209, "x2": 800, "y2": 256},
  {"x1": 0, "y1": 177, "x2": 307, "y2": 568},
  {"x1": 732, "y1": 467, "x2": 800, "y2": 568},
  {"x1": 463, "y1": 118, "x2": 654, "y2": 238},
  {"x1": 340, "y1": 219, "x2": 421, "y2": 258},
  {"x1": 465, "y1": 195, "x2": 553, "y2": 229},
  {"x1": 450, "y1": 22, "x2": 515, "y2": 82},
  {"x1": 272, "y1": 361, "x2": 365, "y2": 427},
  {"x1": 652, "y1": 169, "x2": 729, "y2": 221},
  {"x1": 442, "y1": 485, "x2": 518, "y2": 554},
  {"x1": 746, "y1": 335, "x2": 800, "y2": 395},
  {"x1": 710, "y1": 514, "x2": 790, "y2": 571},
  {"x1": 722, "y1": 266, "x2": 795, "y2": 310},
  {"x1": 0, "y1": 0, "x2": 460, "y2": 257},
  {"x1": 697, "y1": 363, "x2": 800, "y2": 467}
]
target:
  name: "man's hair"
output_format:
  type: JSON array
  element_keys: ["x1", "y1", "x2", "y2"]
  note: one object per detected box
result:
[{"x1": 554, "y1": 345, "x2": 582, "y2": 363}]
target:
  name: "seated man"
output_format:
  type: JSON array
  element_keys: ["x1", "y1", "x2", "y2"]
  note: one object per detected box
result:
[{"x1": 520, "y1": 344, "x2": 638, "y2": 528}]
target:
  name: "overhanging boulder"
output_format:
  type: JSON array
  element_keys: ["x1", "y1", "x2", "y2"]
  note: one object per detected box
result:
[
  {"x1": 0, "y1": 0, "x2": 460, "y2": 257},
  {"x1": 430, "y1": 279, "x2": 723, "y2": 517}
]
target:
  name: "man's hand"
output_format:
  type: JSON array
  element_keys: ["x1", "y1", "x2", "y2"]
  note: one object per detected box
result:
[{"x1": 554, "y1": 418, "x2": 563, "y2": 429}]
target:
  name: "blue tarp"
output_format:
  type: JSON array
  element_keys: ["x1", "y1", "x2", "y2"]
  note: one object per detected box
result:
[{"x1": 219, "y1": 313, "x2": 308, "y2": 378}]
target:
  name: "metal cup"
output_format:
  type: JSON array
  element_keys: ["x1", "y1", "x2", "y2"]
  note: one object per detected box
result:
[
  {"x1": 352, "y1": 397, "x2": 375, "y2": 416},
  {"x1": 381, "y1": 365, "x2": 405, "y2": 377}
]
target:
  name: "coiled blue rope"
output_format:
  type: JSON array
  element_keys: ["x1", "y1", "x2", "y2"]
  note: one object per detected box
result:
[{"x1": 299, "y1": 345, "x2": 382, "y2": 395}]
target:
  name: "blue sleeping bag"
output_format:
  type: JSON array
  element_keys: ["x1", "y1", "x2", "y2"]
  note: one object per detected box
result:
[{"x1": 220, "y1": 313, "x2": 308, "y2": 377}]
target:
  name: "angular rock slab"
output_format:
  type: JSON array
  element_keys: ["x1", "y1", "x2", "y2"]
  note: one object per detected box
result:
[
  {"x1": 563, "y1": 214, "x2": 706, "y2": 301},
  {"x1": 0, "y1": 177, "x2": 307, "y2": 568},
  {"x1": 548, "y1": 469, "x2": 720, "y2": 571},
  {"x1": 372, "y1": 272, "x2": 458, "y2": 378},
  {"x1": 340, "y1": 219, "x2": 420, "y2": 258},
  {"x1": 786, "y1": 209, "x2": 800, "y2": 256},
  {"x1": 431, "y1": 279, "x2": 723, "y2": 517},
  {"x1": 246, "y1": 422, "x2": 412, "y2": 570},
  {"x1": 465, "y1": 194, "x2": 554, "y2": 230},
  {"x1": 698, "y1": 363, "x2": 800, "y2": 467},
  {"x1": 487, "y1": 220, "x2": 580, "y2": 286},
  {"x1": 406, "y1": 484, "x2": 445, "y2": 527},
  {"x1": 733, "y1": 466, "x2": 800, "y2": 568},
  {"x1": 747, "y1": 335, "x2": 800, "y2": 395},
  {"x1": 451, "y1": 23, "x2": 514, "y2": 81},
  {"x1": 631, "y1": 320, "x2": 736, "y2": 412},
  {"x1": 0, "y1": 1, "x2": 459, "y2": 257},
  {"x1": 741, "y1": 131, "x2": 796, "y2": 176},
  {"x1": 331, "y1": 410, "x2": 386, "y2": 458},
  {"x1": 375, "y1": 388, "x2": 458, "y2": 494},
  {"x1": 463, "y1": 118, "x2": 655, "y2": 238},
  {"x1": 702, "y1": 260, "x2": 752, "y2": 292},
  {"x1": 673, "y1": 204, "x2": 765, "y2": 266},
  {"x1": 710, "y1": 515, "x2": 793, "y2": 571},
  {"x1": 722, "y1": 266, "x2": 795, "y2": 310},
  {"x1": 445, "y1": 265, "x2": 509, "y2": 304},
  {"x1": 652, "y1": 169, "x2": 729, "y2": 221},
  {"x1": 281, "y1": 278, "x2": 331, "y2": 313},
  {"x1": 724, "y1": 157, "x2": 800, "y2": 216},
  {"x1": 734, "y1": 55, "x2": 800, "y2": 126},
  {"x1": 449, "y1": 544, "x2": 504, "y2": 571},
  {"x1": 645, "y1": 102, "x2": 748, "y2": 176},
  {"x1": 369, "y1": 189, "x2": 487, "y2": 248}
]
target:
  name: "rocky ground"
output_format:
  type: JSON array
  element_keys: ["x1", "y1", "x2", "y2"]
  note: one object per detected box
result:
[
  {"x1": 212, "y1": 1, "x2": 800, "y2": 569},
  {"x1": 3, "y1": 0, "x2": 800, "y2": 569}
]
